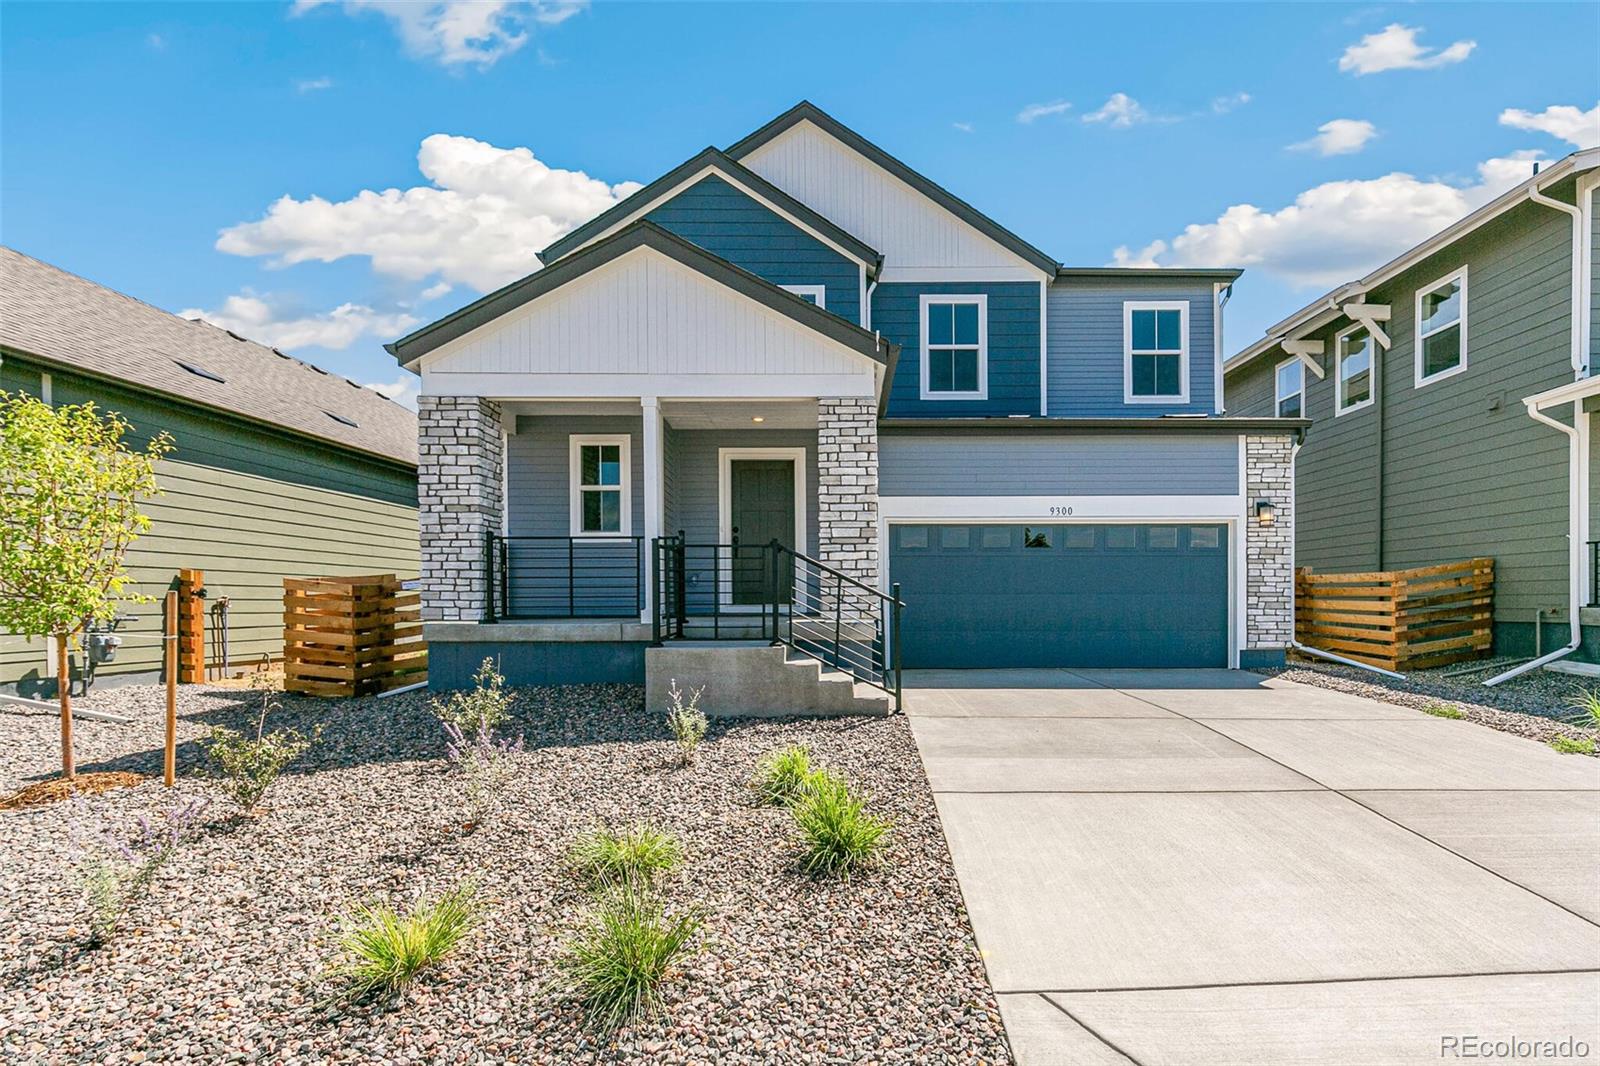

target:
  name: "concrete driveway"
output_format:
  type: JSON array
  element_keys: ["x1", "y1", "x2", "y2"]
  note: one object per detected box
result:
[{"x1": 906, "y1": 669, "x2": 1600, "y2": 1066}]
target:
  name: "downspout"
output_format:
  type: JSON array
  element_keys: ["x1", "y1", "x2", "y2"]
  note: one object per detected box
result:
[{"x1": 1527, "y1": 180, "x2": 1585, "y2": 378}]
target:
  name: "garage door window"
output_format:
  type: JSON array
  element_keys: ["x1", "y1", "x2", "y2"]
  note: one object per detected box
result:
[
  {"x1": 896, "y1": 526, "x2": 929, "y2": 550},
  {"x1": 1106, "y1": 527, "x2": 1138, "y2": 550},
  {"x1": 1148, "y1": 526, "x2": 1179, "y2": 550},
  {"x1": 1189, "y1": 527, "x2": 1221, "y2": 549},
  {"x1": 980, "y1": 527, "x2": 1012, "y2": 550},
  {"x1": 1063, "y1": 527, "x2": 1095, "y2": 549},
  {"x1": 1023, "y1": 527, "x2": 1051, "y2": 549},
  {"x1": 940, "y1": 526, "x2": 972, "y2": 550}
]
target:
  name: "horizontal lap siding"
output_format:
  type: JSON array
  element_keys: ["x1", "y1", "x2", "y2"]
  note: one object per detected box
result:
[
  {"x1": 880, "y1": 433, "x2": 1239, "y2": 496},
  {"x1": 1047, "y1": 278, "x2": 1217, "y2": 416},
  {"x1": 874, "y1": 282, "x2": 1039, "y2": 417},
  {"x1": 664, "y1": 428, "x2": 819, "y2": 554}
]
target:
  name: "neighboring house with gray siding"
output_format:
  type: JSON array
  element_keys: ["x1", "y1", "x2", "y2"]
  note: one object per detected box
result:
[
  {"x1": 1224, "y1": 147, "x2": 1600, "y2": 664},
  {"x1": 0, "y1": 247, "x2": 419, "y2": 695}
]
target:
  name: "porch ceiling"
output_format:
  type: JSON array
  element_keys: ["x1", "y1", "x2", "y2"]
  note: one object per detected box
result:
[{"x1": 665, "y1": 399, "x2": 817, "y2": 430}]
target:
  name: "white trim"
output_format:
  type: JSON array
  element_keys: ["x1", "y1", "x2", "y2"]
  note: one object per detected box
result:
[
  {"x1": 1413, "y1": 266, "x2": 1468, "y2": 388},
  {"x1": 422, "y1": 371, "x2": 878, "y2": 400},
  {"x1": 780, "y1": 284, "x2": 826, "y2": 309},
  {"x1": 1273, "y1": 356, "x2": 1305, "y2": 420},
  {"x1": 39, "y1": 372, "x2": 52, "y2": 406},
  {"x1": 1581, "y1": 409, "x2": 1592, "y2": 614},
  {"x1": 640, "y1": 398, "x2": 663, "y2": 623},
  {"x1": 1213, "y1": 282, "x2": 1229, "y2": 414},
  {"x1": 1039, "y1": 278, "x2": 1049, "y2": 416},
  {"x1": 1579, "y1": 171, "x2": 1598, "y2": 377},
  {"x1": 499, "y1": 427, "x2": 510, "y2": 535},
  {"x1": 878, "y1": 265, "x2": 1045, "y2": 283},
  {"x1": 568, "y1": 434, "x2": 632, "y2": 537},
  {"x1": 1123, "y1": 300, "x2": 1190, "y2": 404},
  {"x1": 1334, "y1": 322, "x2": 1376, "y2": 416},
  {"x1": 1341, "y1": 302, "x2": 1392, "y2": 350},
  {"x1": 717, "y1": 448, "x2": 808, "y2": 609},
  {"x1": 858, "y1": 264, "x2": 869, "y2": 329},
  {"x1": 918, "y1": 293, "x2": 989, "y2": 401}
]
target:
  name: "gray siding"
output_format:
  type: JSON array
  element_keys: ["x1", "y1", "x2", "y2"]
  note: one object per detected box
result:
[
  {"x1": 1047, "y1": 277, "x2": 1218, "y2": 417},
  {"x1": 506, "y1": 414, "x2": 646, "y2": 537},
  {"x1": 880, "y1": 433, "x2": 1239, "y2": 496},
  {"x1": 663, "y1": 428, "x2": 819, "y2": 554}
]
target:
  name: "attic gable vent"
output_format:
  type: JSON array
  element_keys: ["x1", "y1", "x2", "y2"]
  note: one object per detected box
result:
[
  {"x1": 174, "y1": 360, "x2": 225, "y2": 384},
  {"x1": 325, "y1": 411, "x2": 358, "y2": 428}
]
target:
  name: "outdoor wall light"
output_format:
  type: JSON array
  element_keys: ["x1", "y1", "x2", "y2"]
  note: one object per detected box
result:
[
  {"x1": 751, "y1": 416, "x2": 765, "y2": 423},
  {"x1": 1255, "y1": 500, "x2": 1277, "y2": 528}
]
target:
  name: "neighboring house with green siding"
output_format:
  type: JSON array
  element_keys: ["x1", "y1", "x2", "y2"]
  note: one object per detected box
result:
[
  {"x1": 1224, "y1": 148, "x2": 1599, "y2": 665},
  {"x1": 0, "y1": 246, "x2": 419, "y2": 695}
]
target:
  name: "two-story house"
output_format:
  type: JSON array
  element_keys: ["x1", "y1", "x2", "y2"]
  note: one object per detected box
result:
[
  {"x1": 388, "y1": 102, "x2": 1304, "y2": 709},
  {"x1": 1224, "y1": 148, "x2": 1599, "y2": 679}
]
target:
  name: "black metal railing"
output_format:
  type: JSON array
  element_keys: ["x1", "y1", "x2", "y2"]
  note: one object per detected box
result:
[
  {"x1": 484, "y1": 534, "x2": 644, "y2": 621},
  {"x1": 1590, "y1": 540, "x2": 1599, "y2": 608},
  {"x1": 650, "y1": 534, "x2": 782, "y2": 642}
]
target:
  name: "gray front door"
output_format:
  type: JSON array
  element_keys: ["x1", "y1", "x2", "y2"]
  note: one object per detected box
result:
[{"x1": 730, "y1": 459, "x2": 795, "y2": 604}]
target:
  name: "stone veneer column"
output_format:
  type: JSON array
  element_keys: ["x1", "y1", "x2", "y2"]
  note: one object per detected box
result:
[
  {"x1": 816, "y1": 396, "x2": 879, "y2": 589},
  {"x1": 1244, "y1": 433, "x2": 1296, "y2": 655},
  {"x1": 418, "y1": 396, "x2": 504, "y2": 622}
]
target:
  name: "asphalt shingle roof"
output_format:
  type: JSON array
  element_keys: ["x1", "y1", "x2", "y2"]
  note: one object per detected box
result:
[{"x1": 0, "y1": 246, "x2": 417, "y2": 467}]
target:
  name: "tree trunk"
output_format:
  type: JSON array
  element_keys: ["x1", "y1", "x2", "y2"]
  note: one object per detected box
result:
[{"x1": 57, "y1": 632, "x2": 74, "y2": 780}]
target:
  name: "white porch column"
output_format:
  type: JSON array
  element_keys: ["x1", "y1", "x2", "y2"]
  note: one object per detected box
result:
[{"x1": 640, "y1": 397, "x2": 664, "y2": 622}]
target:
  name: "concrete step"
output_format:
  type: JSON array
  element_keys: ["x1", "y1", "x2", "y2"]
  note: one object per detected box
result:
[{"x1": 646, "y1": 641, "x2": 890, "y2": 718}]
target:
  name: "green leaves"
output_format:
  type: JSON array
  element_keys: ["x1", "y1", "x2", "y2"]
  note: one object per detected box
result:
[{"x1": 332, "y1": 884, "x2": 481, "y2": 1002}]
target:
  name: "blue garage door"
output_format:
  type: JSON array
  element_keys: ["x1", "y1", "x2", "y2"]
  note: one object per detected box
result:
[{"x1": 890, "y1": 523, "x2": 1229, "y2": 669}]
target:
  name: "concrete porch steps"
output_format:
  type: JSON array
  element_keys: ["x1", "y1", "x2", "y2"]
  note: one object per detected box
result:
[{"x1": 645, "y1": 641, "x2": 891, "y2": 718}]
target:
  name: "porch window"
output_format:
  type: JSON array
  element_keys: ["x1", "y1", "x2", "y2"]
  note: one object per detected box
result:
[
  {"x1": 920, "y1": 294, "x2": 987, "y2": 399},
  {"x1": 569, "y1": 435, "x2": 630, "y2": 536},
  {"x1": 1124, "y1": 301, "x2": 1188, "y2": 402},
  {"x1": 1415, "y1": 267, "x2": 1466, "y2": 386},
  {"x1": 1275, "y1": 358, "x2": 1304, "y2": 418},
  {"x1": 1336, "y1": 324, "x2": 1375, "y2": 414}
]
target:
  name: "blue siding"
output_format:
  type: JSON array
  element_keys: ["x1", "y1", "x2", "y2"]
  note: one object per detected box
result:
[
  {"x1": 1047, "y1": 278, "x2": 1218, "y2": 416},
  {"x1": 874, "y1": 282, "x2": 1041, "y2": 418},
  {"x1": 644, "y1": 175, "x2": 861, "y2": 325},
  {"x1": 880, "y1": 433, "x2": 1239, "y2": 496}
]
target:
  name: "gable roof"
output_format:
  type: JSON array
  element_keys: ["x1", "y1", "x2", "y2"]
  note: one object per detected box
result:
[
  {"x1": 725, "y1": 101, "x2": 1060, "y2": 275},
  {"x1": 389, "y1": 221, "x2": 898, "y2": 385},
  {"x1": 537, "y1": 146, "x2": 881, "y2": 270},
  {"x1": 0, "y1": 246, "x2": 417, "y2": 467}
]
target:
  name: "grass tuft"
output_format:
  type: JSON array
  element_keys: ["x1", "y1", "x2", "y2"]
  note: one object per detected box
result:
[
  {"x1": 751, "y1": 745, "x2": 814, "y2": 806},
  {"x1": 1421, "y1": 703, "x2": 1465, "y2": 719},
  {"x1": 568, "y1": 824, "x2": 683, "y2": 886},
  {"x1": 1565, "y1": 690, "x2": 1600, "y2": 729},
  {"x1": 790, "y1": 769, "x2": 891, "y2": 878},
  {"x1": 332, "y1": 883, "x2": 480, "y2": 1002},
  {"x1": 557, "y1": 880, "x2": 703, "y2": 1032},
  {"x1": 1549, "y1": 735, "x2": 1597, "y2": 756}
]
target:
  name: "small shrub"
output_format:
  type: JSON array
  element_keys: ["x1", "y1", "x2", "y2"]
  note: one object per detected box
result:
[
  {"x1": 664, "y1": 679, "x2": 708, "y2": 767},
  {"x1": 1549, "y1": 735, "x2": 1597, "y2": 755},
  {"x1": 74, "y1": 795, "x2": 208, "y2": 945},
  {"x1": 443, "y1": 719, "x2": 524, "y2": 827},
  {"x1": 1421, "y1": 703, "x2": 1464, "y2": 719},
  {"x1": 430, "y1": 657, "x2": 512, "y2": 733},
  {"x1": 790, "y1": 770, "x2": 891, "y2": 878},
  {"x1": 568, "y1": 824, "x2": 683, "y2": 886},
  {"x1": 331, "y1": 883, "x2": 480, "y2": 1002},
  {"x1": 205, "y1": 679, "x2": 319, "y2": 812},
  {"x1": 751, "y1": 745, "x2": 813, "y2": 806},
  {"x1": 1565, "y1": 689, "x2": 1600, "y2": 729},
  {"x1": 557, "y1": 880, "x2": 703, "y2": 1032}
]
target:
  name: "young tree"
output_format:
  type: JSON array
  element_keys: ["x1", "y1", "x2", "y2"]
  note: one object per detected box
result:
[{"x1": 0, "y1": 392, "x2": 171, "y2": 779}]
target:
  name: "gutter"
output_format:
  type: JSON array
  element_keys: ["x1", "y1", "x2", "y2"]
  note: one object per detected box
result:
[{"x1": 1527, "y1": 178, "x2": 1587, "y2": 378}]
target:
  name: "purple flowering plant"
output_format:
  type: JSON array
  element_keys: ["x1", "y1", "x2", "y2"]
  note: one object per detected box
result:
[{"x1": 75, "y1": 794, "x2": 209, "y2": 945}]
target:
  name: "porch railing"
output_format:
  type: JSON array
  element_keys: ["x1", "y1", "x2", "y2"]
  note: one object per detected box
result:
[
  {"x1": 484, "y1": 534, "x2": 644, "y2": 621},
  {"x1": 1589, "y1": 541, "x2": 1599, "y2": 608}
]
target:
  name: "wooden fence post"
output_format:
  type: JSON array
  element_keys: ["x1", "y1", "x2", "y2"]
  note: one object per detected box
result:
[{"x1": 177, "y1": 569, "x2": 205, "y2": 683}]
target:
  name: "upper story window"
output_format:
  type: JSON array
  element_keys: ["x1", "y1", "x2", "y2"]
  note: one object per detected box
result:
[
  {"x1": 1275, "y1": 358, "x2": 1304, "y2": 418},
  {"x1": 569, "y1": 435, "x2": 630, "y2": 536},
  {"x1": 780, "y1": 284, "x2": 826, "y2": 309},
  {"x1": 1124, "y1": 301, "x2": 1189, "y2": 403},
  {"x1": 1336, "y1": 324, "x2": 1376, "y2": 415},
  {"x1": 919, "y1": 294, "x2": 988, "y2": 400},
  {"x1": 1415, "y1": 267, "x2": 1467, "y2": 386}
]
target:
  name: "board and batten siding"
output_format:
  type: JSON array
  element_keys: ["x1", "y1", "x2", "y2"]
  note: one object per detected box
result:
[
  {"x1": 643, "y1": 174, "x2": 861, "y2": 325},
  {"x1": 1590, "y1": 185, "x2": 1599, "y2": 366},
  {"x1": 1046, "y1": 277, "x2": 1217, "y2": 417},
  {"x1": 0, "y1": 359, "x2": 418, "y2": 694},
  {"x1": 879, "y1": 433, "x2": 1239, "y2": 497},
  {"x1": 873, "y1": 282, "x2": 1040, "y2": 418}
]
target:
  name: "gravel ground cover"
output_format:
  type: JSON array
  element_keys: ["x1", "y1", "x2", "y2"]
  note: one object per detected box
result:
[
  {"x1": 1, "y1": 682, "x2": 1010, "y2": 1064},
  {"x1": 1261, "y1": 661, "x2": 1600, "y2": 752}
]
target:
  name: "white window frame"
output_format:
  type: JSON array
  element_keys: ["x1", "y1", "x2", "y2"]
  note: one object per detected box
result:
[
  {"x1": 1335, "y1": 322, "x2": 1376, "y2": 416},
  {"x1": 568, "y1": 434, "x2": 631, "y2": 538},
  {"x1": 780, "y1": 284, "x2": 826, "y2": 309},
  {"x1": 918, "y1": 293, "x2": 988, "y2": 401},
  {"x1": 1123, "y1": 300, "x2": 1190, "y2": 404},
  {"x1": 1274, "y1": 356, "x2": 1305, "y2": 419},
  {"x1": 1413, "y1": 266, "x2": 1468, "y2": 388}
]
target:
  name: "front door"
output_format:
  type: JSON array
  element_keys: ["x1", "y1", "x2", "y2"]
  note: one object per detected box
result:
[{"x1": 729, "y1": 459, "x2": 796, "y2": 604}]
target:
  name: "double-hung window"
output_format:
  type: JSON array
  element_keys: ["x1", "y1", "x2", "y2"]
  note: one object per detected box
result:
[
  {"x1": 1124, "y1": 301, "x2": 1188, "y2": 403},
  {"x1": 919, "y1": 294, "x2": 987, "y2": 399},
  {"x1": 1275, "y1": 358, "x2": 1304, "y2": 418},
  {"x1": 569, "y1": 435, "x2": 630, "y2": 536},
  {"x1": 1336, "y1": 324, "x2": 1375, "y2": 414},
  {"x1": 1415, "y1": 267, "x2": 1467, "y2": 386},
  {"x1": 780, "y1": 284, "x2": 826, "y2": 308}
]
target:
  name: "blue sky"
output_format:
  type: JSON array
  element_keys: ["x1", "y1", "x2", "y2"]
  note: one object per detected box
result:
[{"x1": 3, "y1": 1, "x2": 1597, "y2": 407}]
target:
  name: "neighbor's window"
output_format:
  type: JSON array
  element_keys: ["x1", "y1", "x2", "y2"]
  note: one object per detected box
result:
[
  {"x1": 570, "y1": 435, "x2": 630, "y2": 536},
  {"x1": 1337, "y1": 325, "x2": 1375, "y2": 414},
  {"x1": 1415, "y1": 268, "x2": 1466, "y2": 385},
  {"x1": 780, "y1": 284, "x2": 826, "y2": 308},
  {"x1": 1125, "y1": 302, "x2": 1188, "y2": 402},
  {"x1": 920, "y1": 295, "x2": 987, "y2": 399},
  {"x1": 1275, "y1": 358, "x2": 1304, "y2": 418}
]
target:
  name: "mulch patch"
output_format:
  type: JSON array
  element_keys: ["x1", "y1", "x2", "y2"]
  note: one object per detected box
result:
[{"x1": 0, "y1": 771, "x2": 146, "y2": 811}]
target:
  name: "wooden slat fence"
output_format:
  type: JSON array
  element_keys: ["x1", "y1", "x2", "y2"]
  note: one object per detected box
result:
[
  {"x1": 1295, "y1": 558, "x2": 1494, "y2": 671},
  {"x1": 177, "y1": 568, "x2": 205, "y2": 684},
  {"x1": 282, "y1": 575, "x2": 427, "y2": 697}
]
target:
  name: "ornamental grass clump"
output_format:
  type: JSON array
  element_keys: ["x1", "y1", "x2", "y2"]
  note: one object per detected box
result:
[
  {"x1": 751, "y1": 744, "x2": 813, "y2": 806},
  {"x1": 790, "y1": 769, "x2": 891, "y2": 879},
  {"x1": 331, "y1": 883, "x2": 481, "y2": 1003},
  {"x1": 1565, "y1": 689, "x2": 1600, "y2": 729},
  {"x1": 205, "y1": 678, "x2": 319, "y2": 813},
  {"x1": 74, "y1": 795, "x2": 208, "y2": 945},
  {"x1": 568, "y1": 824, "x2": 683, "y2": 887},
  {"x1": 557, "y1": 879, "x2": 703, "y2": 1032},
  {"x1": 664, "y1": 679, "x2": 708, "y2": 767}
]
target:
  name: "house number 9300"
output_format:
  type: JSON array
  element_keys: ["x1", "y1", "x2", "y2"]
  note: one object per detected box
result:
[{"x1": 1047, "y1": 505, "x2": 1075, "y2": 516}]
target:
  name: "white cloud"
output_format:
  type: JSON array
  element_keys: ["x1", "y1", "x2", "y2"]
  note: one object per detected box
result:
[
  {"x1": 1290, "y1": 119, "x2": 1378, "y2": 157},
  {"x1": 180, "y1": 293, "x2": 419, "y2": 352},
  {"x1": 1082, "y1": 93, "x2": 1164, "y2": 128},
  {"x1": 419, "y1": 280, "x2": 453, "y2": 301},
  {"x1": 1109, "y1": 151, "x2": 1548, "y2": 288},
  {"x1": 952, "y1": 121, "x2": 974, "y2": 134},
  {"x1": 1211, "y1": 92, "x2": 1252, "y2": 115},
  {"x1": 1338, "y1": 24, "x2": 1475, "y2": 76},
  {"x1": 1499, "y1": 102, "x2": 1600, "y2": 148},
  {"x1": 1016, "y1": 100, "x2": 1071, "y2": 124},
  {"x1": 291, "y1": 0, "x2": 586, "y2": 69},
  {"x1": 364, "y1": 376, "x2": 420, "y2": 411},
  {"x1": 216, "y1": 132, "x2": 643, "y2": 292},
  {"x1": 296, "y1": 75, "x2": 334, "y2": 93}
]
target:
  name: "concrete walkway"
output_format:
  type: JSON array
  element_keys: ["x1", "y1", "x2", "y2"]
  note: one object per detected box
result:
[{"x1": 905, "y1": 669, "x2": 1600, "y2": 1066}]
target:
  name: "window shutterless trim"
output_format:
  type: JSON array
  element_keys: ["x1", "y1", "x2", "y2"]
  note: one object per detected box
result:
[
  {"x1": 1413, "y1": 265, "x2": 1468, "y2": 388},
  {"x1": 1334, "y1": 321, "x2": 1376, "y2": 416},
  {"x1": 918, "y1": 293, "x2": 989, "y2": 400},
  {"x1": 779, "y1": 284, "x2": 826, "y2": 309},
  {"x1": 568, "y1": 433, "x2": 632, "y2": 537},
  {"x1": 1274, "y1": 355, "x2": 1305, "y2": 419},
  {"x1": 1123, "y1": 300, "x2": 1190, "y2": 404}
]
